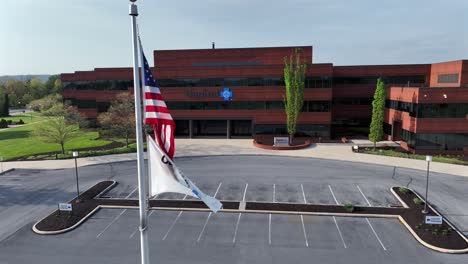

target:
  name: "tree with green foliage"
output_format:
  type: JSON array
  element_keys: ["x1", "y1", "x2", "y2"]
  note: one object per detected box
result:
[
  {"x1": 0, "y1": 87, "x2": 8, "y2": 117},
  {"x1": 33, "y1": 116, "x2": 79, "y2": 154},
  {"x1": 283, "y1": 48, "x2": 307, "y2": 144},
  {"x1": 98, "y1": 92, "x2": 135, "y2": 147},
  {"x1": 369, "y1": 78, "x2": 386, "y2": 149}
]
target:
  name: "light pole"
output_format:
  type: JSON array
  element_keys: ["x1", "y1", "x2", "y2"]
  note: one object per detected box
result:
[
  {"x1": 422, "y1": 155, "x2": 432, "y2": 214},
  {"x1": 72, "y1": 151, "x2": 80, "y2": 202},
  {"x1": 0, "y1": 157, "x2": 3, "y2": 174}
]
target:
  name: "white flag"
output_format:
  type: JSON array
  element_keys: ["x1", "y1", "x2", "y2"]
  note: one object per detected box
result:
[{"x1": 147, "y1": 136, "x2": 223, "y2": 213}]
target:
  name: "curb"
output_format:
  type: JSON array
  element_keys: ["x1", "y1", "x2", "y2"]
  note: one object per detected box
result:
[
  {"x1": 32, "y1": 181, "x2": 116, "y2": 235},
  {"x1": 0, "y1": 168, "x2": 15, "y2": 176},
  {"x1": 391, "y1": 186, "x2": 468, "y2": 254}
]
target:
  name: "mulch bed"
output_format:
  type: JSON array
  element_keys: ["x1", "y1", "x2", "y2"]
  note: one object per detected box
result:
[
  {"x1": 392, "y1": 187, "x2": 468, "y2": 250},
  {"x1": 34, "y1": 181, "x2": 468, "y2": 252}
]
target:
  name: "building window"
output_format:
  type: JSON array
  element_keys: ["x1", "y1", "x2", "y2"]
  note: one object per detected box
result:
[
  {"x1": 166, "y1": 101, "x2": 330, "y2": 112},
  {"x1": 437, "y1": 74, "x2": 459, "y2": 84},
  {"x1": 383, "y1": 122, "x2": 392, "y2": 135}
]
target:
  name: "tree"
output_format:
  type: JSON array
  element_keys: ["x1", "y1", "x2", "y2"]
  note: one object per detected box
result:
[
  {"x1": 98, "y1": 92, "x2": 135, "y2": 147},
  {"x1": 34, "y1": 116, "x2": 79, "y2": 154},
  {"x1": 283, "y1": 48, "x2": 307, "y2": 144},
  {"x1": 369, "y1": 78, "x2": 386, "y2": 149},
  {"x1": 45, "y1": 75, "x2": 62, "y2": 94},
  {"x1": 29, "y1": 78, "x2": 46, "y2": 99},
  {"x1": 0, "y1": 86, "x2": 8, "y2": 116},
  {"x1": 28, "y1": 94, "x2": 63, "y2": 112}
]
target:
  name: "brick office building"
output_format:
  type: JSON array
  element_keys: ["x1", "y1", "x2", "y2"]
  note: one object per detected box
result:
[{"x1": 61, "y1": 46, "x2": 468, "y2": 154}]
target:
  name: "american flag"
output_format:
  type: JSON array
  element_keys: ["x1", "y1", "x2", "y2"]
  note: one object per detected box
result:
[{"x1": 141, "y1": 50, "x2": 176, "y2": 159}]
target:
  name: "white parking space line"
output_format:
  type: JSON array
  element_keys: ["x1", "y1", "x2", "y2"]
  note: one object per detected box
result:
[
  {"x1": 232, "y1": 213, "x2": 242, "y2": 244},
  {"x1": 98, "y1": 187, "x2": 138, "y2": 238},
  {"x1": 356, "y1": 185, "x2": 372, "y2": 206},
  {"x1": 300, "y1": 215, "x2": 309, "y2": 247},
  {"x1": 242, "y1": 183, "x2": 249, "y2": 202},
  {"x1": 332, "y1": 216, "x2": 347, "y2": 249},
  {"x1": 300, "y1": 183, "x2": 309, "y2": 247},
  {"x1": 196, "y1": 182, "x2": 222, "y2": 243},
  {"x1": 97, "y1": 209, "x2": 127, "y2": 238},
  {"x1": 366, "y1": 218, "x2": 387, "y2": 251},
  {"x1": 161, "y1": 195, "x2": 188, "y2": 241},
  {"x1": 129, "y1": 211, "x2": 155, "y2": 239},
  {"x1": 162, "y1": 211, "x2": 183, "y2": 241},
  {"x1": 272, "y1": 184, "x2": 276, "y2": 202},
  {"x1": 232, "y1": 183, "x2": 248, "y2": 244},
  {"x1": 268, "y1": 213, "x2": 272, "y2": 245},
  {"x1": 269, "y1": 183, "x2": 274, "y2": 245},
  {"x1": 300, "y1": 184, "x2": 307, "y2": 204},
  {"x1": 328, "y1": 185, "x2": 340, "y2": 205}
]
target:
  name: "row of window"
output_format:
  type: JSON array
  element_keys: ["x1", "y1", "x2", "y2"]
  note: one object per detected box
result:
[
  {"x1": 333, "y1": 76, "x2": 425, "y2": 86},
  {"x1": 62, "y1": 75, "x2": 427, "y2": 91},
  {"x1": 255, "y1": 124, "x2": 330, "y2": 137},
  {"x1": 173, "y1": 120, "x2": 330, "y2": 138},
  {"x1": 438, "y1": 74, "x2": 459, "y2": 84},
  {"x1": 166, "y1": 101, "x2": 330, "y2": 112},
  {"x1": 333, "y1": 97, "x2": 373, "y2": 105},
  {"x1": 386, "y1": 100, "x2": 468, "y2": 118},
  {"x1": 65, "y1": 98, "x2": 331, "y2": 113},
  {"x1": 401, "y1": 129, "x2": 467, "y2": 150}
]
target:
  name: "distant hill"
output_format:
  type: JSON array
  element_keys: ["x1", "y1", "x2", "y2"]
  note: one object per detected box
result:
[{"x1": 0, "y1": 75, "x2": 52, "y2": 83}]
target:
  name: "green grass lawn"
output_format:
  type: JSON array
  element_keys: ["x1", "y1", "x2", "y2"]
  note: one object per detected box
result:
[
  {"x1": 0, "y1": 120, "x2": 113, "y2": 161},
  {"x1": 0, "y1": 112, "x2": 44, "y2": 124},
  {"x1": 363, "y1": 148, "x2": 468, "y2": 166}
]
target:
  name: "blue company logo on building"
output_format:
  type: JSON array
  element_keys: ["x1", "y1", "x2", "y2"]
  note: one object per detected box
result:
[{"x1": 220, "y1": 87, "x2": 233, "y2": 101}]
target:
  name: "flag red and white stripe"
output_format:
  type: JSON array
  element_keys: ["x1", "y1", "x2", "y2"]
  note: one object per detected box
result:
[{"x1": 141, "y1": 47, "x2": 175, "y2": 159}]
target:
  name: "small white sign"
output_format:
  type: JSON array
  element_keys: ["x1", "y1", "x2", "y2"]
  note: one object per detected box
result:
[
  {"x1": 273, "y1": 137, "x2": 289, "y2": 146},
  {"x1": 425, "y1": 215, "x2": 442, "y2": 225},
  {"x1": 58, "y1": 203, "x2": 72, "y2": 212}
]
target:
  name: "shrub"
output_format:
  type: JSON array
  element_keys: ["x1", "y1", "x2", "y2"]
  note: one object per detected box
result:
[
  {"x1": 441, "y1": 229, "x2": 448, "y2": 236},
  {"x1": 18, "y1": 119, "x2": 24, "y2": 124},
  {"x1": 0, "y1": 119, "x2": 7, "y2": 128},
  {"x1": 399, "y1": 187, "x2": 410, "y2": 194},
  {"x1": 413, "y1": 197, "x2": 424, "y2": 205},
  {"x1": 343, "y1": 202, "x2": 354, "y2": 212}
]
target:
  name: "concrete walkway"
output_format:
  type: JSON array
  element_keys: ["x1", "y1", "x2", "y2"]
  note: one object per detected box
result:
[{"x1": 1, "y1": 139, "x2": 467, "y2": 177}]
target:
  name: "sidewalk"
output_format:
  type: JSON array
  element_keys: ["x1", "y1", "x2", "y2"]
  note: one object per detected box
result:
[{"x1": 1, "y1": 139, "x2": 467, "y2": 177}]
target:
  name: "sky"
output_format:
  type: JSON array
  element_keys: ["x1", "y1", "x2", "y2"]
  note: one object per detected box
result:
[{"x1": 0, "y1": 0, "x2": 467, "y2": 75}]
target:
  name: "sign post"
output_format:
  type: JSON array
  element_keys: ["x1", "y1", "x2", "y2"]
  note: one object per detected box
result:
[{"x1": 422, "y1": 155, "x2": 432, "y2": 214}]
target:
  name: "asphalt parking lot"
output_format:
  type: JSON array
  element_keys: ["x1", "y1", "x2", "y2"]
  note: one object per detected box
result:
[{"x1": 1, "y1": 155, "x2": 468, "y2": 263}]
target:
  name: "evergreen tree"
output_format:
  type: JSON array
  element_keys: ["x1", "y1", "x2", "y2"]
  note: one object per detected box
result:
[
  {"x1": 284, "y1": 48, "x2": 307, "y2": 144},
  {"x1": 369, "y1": 78, "x2": 386, "y2": 149}
]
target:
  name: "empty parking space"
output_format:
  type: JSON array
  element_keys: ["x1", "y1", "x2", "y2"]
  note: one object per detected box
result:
[
  {"x1": 245, "y1": 183, "x2": 273, "y2": 202},
  {"x1": 335, "y1": 217, "x2": 386, "y2": 250},
  {"x1": 162, "y1": 211, "x2": 209, "y2": 243},
  {"x1": 215, "y1": 182, "x2": 245, "y2": 201},
  {"x1": 357, "y1": 184, "x2": 399, "y2": 207},
  {"x1": 197, "y1": 212, "x2": 238, "y2": 244},
  {"x1": 235, "y1": 213, "x2": 269, "y2": 245},
  {"x1": 61, "y1": 209, "x2": 124, "y2": 240},
  {"x1": 271, "y1": 214, "x2": 307, "y2": 247},
  {"x1": 274, "y1": 184, "x2": 303, "y2": 203},
  {"x1": 329, "y1": 185, "x2": 367, "y2": 206},
  {"x1": 301, "y1": 183, "x2": 335, "y2": 204},
  {"x1": 303, "y1": 215, "x2": 346, "y2": 249}
]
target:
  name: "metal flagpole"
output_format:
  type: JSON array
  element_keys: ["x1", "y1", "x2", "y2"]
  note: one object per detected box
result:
[{"x1": 129, "y1": 1, "x2": 150, "y2": 264}]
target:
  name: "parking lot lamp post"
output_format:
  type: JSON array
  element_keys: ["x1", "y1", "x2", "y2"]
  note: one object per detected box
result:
[
  {"x1": 422, "y1": 155, "x2": 432, "y2": 214},
  {"x1": 73, "y1": 151, "x2": 80, "y2": 202},
  {"x1": 0, "y1": 157, "x2": 3, "y2": 173}
]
